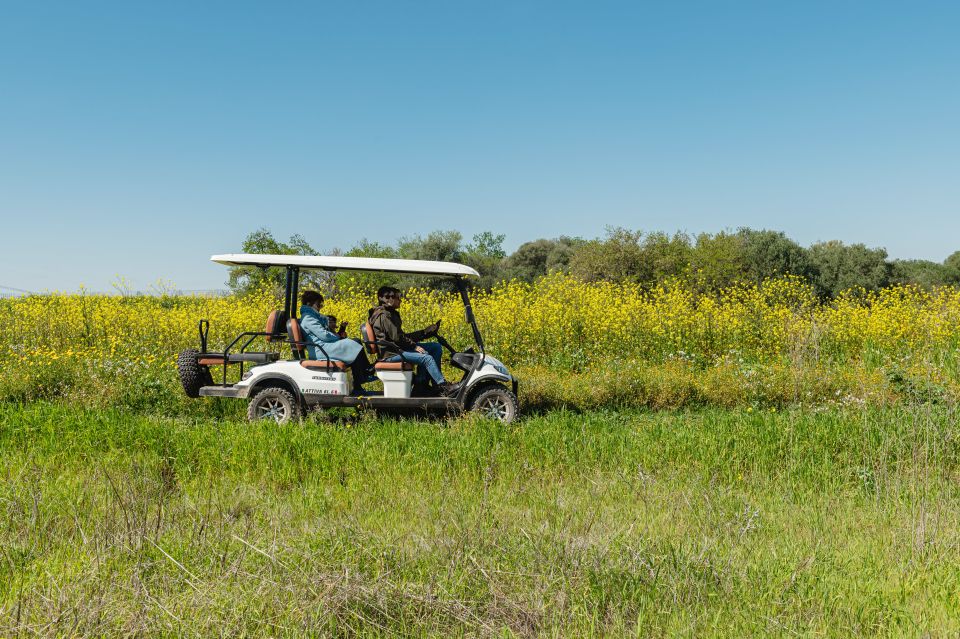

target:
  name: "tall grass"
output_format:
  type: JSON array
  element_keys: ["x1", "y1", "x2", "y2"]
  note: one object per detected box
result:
[{"x1": 3, "y1": 403, "x2": 959, "y2": 636}]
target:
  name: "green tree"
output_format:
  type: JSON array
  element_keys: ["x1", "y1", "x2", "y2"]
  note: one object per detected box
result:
[
  {"x1": 336, "y1": 230, "x2": 514, "y2": 293},
  {"x1": 568, "y1": 227, "x2": 647, "y2": 283},
  {"x1": 945, "y1": 251, "x2": 960, "y2": 285},
  {"x1": 505, "y1": 237, "x2": 581, "y2": 281},
  {"x1": 807, "y1": 241, "x2": 891, "y2": 298},
  {"x1": 334, "y1": 239, "x2": 400, "y2": 293},
  {"x1": 463, "y1": 232, "x2": 508, "y2": 289},
  {"x1": 890, "y1": 260, "x2": 951, "y2": 288},
  {"x1": 567, "y1": 228, "x2": 698, "y2": 286},
  {"x1": 397, "y1": 230, "x2": 464, "y2": 262},
  {"x1": 395, "y1": 231, "x2": 466, "y2": 291},
  {"x1": 736, "y1": 228, "x2": 813, "y2": 283},
  {"x1": 641, "y1": 231, "x2": 692, "y2": 282},
  {"x1": 686, "y1": 232, "x2": 748, "y2": 292},
  {"x1": 227, "y1": 229, "x2": 330, "y2": 296},
  {"x1": 544, "y1": 237, "x2": 580, "y2": 272},
  {"x1": 505, "y1": 239, "x2": 554, "y2": 281}
]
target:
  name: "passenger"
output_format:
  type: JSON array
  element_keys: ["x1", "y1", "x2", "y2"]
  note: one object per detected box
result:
[
  {"x1": 299, "y1": 291, "x2": 371, "y2": 394},
  {"x1": 368, "y1": 286, "x2": 460, "y2": 396}
]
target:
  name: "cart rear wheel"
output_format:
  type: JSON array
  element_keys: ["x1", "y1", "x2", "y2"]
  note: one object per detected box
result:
[
  {"x1": 467, "y1": 385, "x2": 519, "y2": 423},
  {"x1": 247, "y1": 387, "x2": 301, "y2": 424}
]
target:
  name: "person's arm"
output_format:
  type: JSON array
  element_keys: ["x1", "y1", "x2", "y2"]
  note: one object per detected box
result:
[
  {"x1": 397, "y1": 335, "x2": 418, "y2": 351},
  {"x1": 300, "y1": 312, "x2": 340, "y2": 344},
  {"x1": 406, "y1": 321, "x2": 440, "y2": 343}
]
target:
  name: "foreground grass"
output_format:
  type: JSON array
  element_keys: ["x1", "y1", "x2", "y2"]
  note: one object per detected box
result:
[{"x1": 2, "y1": 404, "x2": 959, "y2": 636}]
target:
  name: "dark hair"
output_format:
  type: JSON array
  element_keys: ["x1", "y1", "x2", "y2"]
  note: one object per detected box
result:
[
  {"x1": 377, "y1": 286, "x2": 400, "y2": 304},
  {"x1": 301, "y1": 290, "x2": 324, "y2": 306}
]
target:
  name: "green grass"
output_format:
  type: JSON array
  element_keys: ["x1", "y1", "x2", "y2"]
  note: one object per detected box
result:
[{"x1": 3, "y1": 403, "x2": 960, "y2": 636}]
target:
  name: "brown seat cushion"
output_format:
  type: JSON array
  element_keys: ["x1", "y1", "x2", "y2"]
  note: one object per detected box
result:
[
  {"x1": 300, "y1": 360, "x2": 349, "y2": 370},
  {"x1": 374, "y1": 361, "x2": 414, "y2": 371},
  {"x1": 287, "y1": 318, "x2": 307, "y2": 359},
  {"x1": 264, "y1": 310, "x2": 287, "y2": 343},
  {"x1": 361, "y1": 322, "x2": 378, "y2": 355}
]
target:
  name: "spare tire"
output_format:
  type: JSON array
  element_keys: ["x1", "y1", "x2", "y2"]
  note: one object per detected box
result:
[{"x1": 177, "y1": 349, "x2": 214, "y2": 398}]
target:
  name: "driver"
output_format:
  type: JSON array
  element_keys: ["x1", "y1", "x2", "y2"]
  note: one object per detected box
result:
[{"x1": 367, "y1": 286, "x2": 460, "y2": 396}]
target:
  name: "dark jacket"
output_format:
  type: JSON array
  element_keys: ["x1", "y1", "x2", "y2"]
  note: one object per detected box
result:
[{"x1": 368, "y1": 305, "x2": 428, "y2": 359}]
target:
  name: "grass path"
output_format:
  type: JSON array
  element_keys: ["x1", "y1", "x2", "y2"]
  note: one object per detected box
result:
[{"x1": 2, "y1": 404, "x2": 959, "y2": 636}]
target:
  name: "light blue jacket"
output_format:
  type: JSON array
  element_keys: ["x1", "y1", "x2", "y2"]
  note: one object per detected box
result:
[{"x1": 298, "y1": 305, "x2": 363, "y2": 363}]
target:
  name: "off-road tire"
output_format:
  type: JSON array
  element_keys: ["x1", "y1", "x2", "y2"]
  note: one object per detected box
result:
[
  {"x1": 247, "y1": 387, "x2": 301, "y2": 424},
  {"x1": 467, "y1": 384, "x2": 519, "y2": 423},
  {"x1": 177, "y1": 349, "x2": 214, "y2": 398}
]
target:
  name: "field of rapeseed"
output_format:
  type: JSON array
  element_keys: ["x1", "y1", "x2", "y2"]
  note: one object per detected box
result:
[{"x1": 2, "y1": 273, "x2": 960, "y2": 412}]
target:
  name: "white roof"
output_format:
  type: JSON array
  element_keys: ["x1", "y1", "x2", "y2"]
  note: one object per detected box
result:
[{"x1": 210, "y1": 253, "x2": 480, "y2": 277}]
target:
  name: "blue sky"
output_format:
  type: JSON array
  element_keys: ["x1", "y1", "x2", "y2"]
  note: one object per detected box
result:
[{"x1": 1, "y1": 1, "x2": 958, "y2": 292}]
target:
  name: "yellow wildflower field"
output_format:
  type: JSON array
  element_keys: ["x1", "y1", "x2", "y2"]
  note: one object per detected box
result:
[{"x1": 2, "y1": 274, "x2": 959, "y2": 410}]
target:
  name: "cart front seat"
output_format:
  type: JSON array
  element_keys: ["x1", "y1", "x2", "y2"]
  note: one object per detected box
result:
[
  {"x1": 360, "y1": 322, "x2": 414, "y2": 371},
  {"x1": 287, "y1": 316, "x2": 348, "y2": 371}
]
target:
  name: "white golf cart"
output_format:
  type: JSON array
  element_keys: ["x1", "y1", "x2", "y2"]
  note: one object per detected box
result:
[{"x1": 176, "y1": 254, "x2": 519, "y2": 423}]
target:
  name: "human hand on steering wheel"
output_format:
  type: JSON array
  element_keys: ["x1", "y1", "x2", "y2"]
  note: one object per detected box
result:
[{"x1": 424, "y1": 320, "x2": 441, "y2": 337}]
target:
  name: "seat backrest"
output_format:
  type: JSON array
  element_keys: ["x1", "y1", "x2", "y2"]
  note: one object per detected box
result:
[
  {"x1": 264, "y1": 310, "x2": 287, "y2": 343},
  {"x1": 360, "y1": 322, "x2": 378, "y2": 356},
  {"x1": 287, "y1": 317, "x2": 306, "y2": 360}
]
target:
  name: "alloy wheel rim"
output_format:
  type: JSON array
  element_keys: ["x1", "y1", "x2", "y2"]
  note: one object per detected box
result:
[
  {"x1": 478, "y1": 395, "x2": 509, "y2": 420},
  {"x1": 256, "y1": 397, "x2": 287, "y2": 422}
]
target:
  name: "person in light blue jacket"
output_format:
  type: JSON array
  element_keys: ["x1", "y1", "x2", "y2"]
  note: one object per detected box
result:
[{"x1": 299, "y1": 291, "x2": 371, "y2": 394}]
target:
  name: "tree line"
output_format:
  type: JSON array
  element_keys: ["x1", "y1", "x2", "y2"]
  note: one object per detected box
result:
[{"x1": 229, "y1": 227, "x2": 960, "y2": 299}]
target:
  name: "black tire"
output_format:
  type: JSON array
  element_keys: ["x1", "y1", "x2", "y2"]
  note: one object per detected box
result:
[
  {"x1": 466, "y1": 384, "x2": 519, "y2": 423},
  {"x1": 247, "y1": 387, "x2": 301, "y2": 424},
  {"x1": 177, "y1": 349, "x2": 214, "y2": 398}
]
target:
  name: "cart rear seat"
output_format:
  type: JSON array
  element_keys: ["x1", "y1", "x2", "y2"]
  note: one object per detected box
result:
[{"x1": 199, "y1": 310, "x2": 286, "y2": 366}]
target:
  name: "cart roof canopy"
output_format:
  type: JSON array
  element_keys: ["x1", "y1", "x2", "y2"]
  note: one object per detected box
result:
[{"x1": 211, "y1": 254, "x2": 480, "y2": 277}]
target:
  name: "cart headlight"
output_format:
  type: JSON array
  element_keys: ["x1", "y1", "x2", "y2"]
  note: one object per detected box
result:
[
  {"x1": 493, "y1": 362, "x2": 510, "y2": 377},
  {"x1": 241, "y1": 371, "x2": 253, "y2": 381}
]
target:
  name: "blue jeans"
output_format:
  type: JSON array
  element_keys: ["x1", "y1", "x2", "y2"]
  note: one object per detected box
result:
[{"x1": 384, "y1": 341, "x2": 445, "y2": 385}]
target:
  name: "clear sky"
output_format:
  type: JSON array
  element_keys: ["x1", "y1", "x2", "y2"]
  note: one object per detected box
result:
[{"x1": 1, "y1": 1, "x2": 958, "y2": 292}]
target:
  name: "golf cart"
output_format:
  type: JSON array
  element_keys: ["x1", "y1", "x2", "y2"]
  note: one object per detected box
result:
[{"x1": 176, "y1": 254, "x2": 519, "y2": 423}]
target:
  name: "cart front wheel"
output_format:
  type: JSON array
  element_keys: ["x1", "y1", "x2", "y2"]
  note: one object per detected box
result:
[{"x1": 467, "y1": 385, "x2": 519, "y2": 423}]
